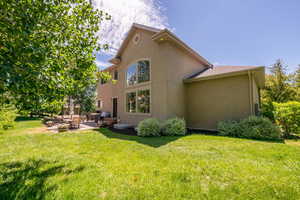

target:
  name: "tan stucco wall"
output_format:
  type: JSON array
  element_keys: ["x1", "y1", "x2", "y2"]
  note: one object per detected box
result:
[
  {"x1": 96, "y1": 68, "x2": 119, "y2": 113},
  {"x1": 164, "y1": 42, "x2": 206, "y2": 119},
  {"x1": 185, "y1": 74, "x2": 252, "y2": 130},
  {"x1": 97, "y1": 29, "x2": 206, "y2": 125},
  {"x1": 97, "y1": 29, "x2": 170, "y2": 125},
  {"x1": 96, "y1": 27, "x2": 262, "y2": 129}
]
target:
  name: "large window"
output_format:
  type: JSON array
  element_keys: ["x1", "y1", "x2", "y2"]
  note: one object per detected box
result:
[
  {"x1": 126, "y1": 92, "x2": 136, "y2": 113},
  {"x1": 126, "y1": 89, "x2": 150, "y2": 114},
  {"x1": 137, "y1": 90, "x2": 150, "y2": 113},
  {"x1": 127, "y1": 60, "x2": 150, "y2": 86},
  {"x1": 113, "y1": 70, "x2": 118, "y2": 80}
]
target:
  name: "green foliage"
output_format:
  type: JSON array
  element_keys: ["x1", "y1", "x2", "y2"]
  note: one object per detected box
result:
[
  {"x1": 73, "y1": 84, "x2": 96, "y2": 114},
  {"x1": 239, "y1": 116, "x2": 282, "y2": 140},
  {"x1": 137, "y1": 118, "x2": 161, "y2": 137},
  {"x1": 217, "y1": 116, "x2": 282, "y2": 141},
  {"x1": 260, "y1": 60, "x2": 298, "y2": 121},
  {"x1": 273, "y1": 101, "x2": 300, "y2": 137},
  {"x1": 262, "y1": 60, "x2": 296, "y2": 103},
  {"x1": 261, "y1": 101, "x2": 275, "y2": 121},
  {"x1": 217, "y1": 120, "x2": 243, "y2": 138},
  {"x1": 0, "y1": 0, "x2": 110, "y2": 114},
  {"x1": 292, "y1": 65, "x2": 300, "y2": 101},
  {"x1": 0, "y1": 104, "x2": 17, "y2": 130},
  {"x1": 97, "y1": 71, "x2": 112, "y2": 84},
  {"x1": 161, "y1": 118, "x2": 186, "y2": 136}
]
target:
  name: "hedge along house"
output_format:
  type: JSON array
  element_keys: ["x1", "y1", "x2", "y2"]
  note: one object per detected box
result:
[{"x1": 96, "y1": 23, "x2": 265, "y2": 130}]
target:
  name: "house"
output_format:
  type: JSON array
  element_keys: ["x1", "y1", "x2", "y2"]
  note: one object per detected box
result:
[{"x1": 96, "y1": 23, "x2": 265, "y2": 130}]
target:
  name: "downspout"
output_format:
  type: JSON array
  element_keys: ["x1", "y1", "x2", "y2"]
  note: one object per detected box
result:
[{"x1": 248, "y1": 71, "x2": 253, "y2": 115}]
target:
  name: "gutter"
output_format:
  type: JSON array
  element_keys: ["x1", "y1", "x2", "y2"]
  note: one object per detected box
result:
[
  {"x1": 248, "y1": 71, "x2": 253, "y2": 115},
  {"x1": 184, "y1": 66, "x2": 264, "y2": 83}
]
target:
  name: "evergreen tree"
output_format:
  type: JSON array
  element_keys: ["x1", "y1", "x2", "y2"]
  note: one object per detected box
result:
[{"x1": 263, "y1": 59, "x2": 296, "y2": 103}]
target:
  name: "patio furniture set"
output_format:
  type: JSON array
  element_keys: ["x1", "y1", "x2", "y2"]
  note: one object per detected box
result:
[{"x1": 44, "y1": 112, "x2": 118, "y2": 132}]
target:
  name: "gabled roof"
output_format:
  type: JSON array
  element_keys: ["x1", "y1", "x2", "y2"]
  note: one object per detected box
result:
[
  {"x1": 109, "y1": 23, "x2": 161, "y2": 64},
  {"x1": 109, "y1": 23, "x2": 212, "y2": 66},
  {"x1": 152, "y1": 29, "x2": 212, "y2": 66},
  {"x1": 184, "y1": 65, "x2": 265, "y2": 87}
]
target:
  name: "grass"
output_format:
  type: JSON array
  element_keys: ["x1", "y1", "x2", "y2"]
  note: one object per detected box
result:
[{"x1": 0, "y1": 119, "x2": 299, "y2": 199}]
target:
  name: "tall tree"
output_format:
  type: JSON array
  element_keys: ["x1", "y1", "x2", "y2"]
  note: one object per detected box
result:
[
  {"x1": 0, "y1": 0, "x2": 110, "y2": 114},
  {"x1": 292, "y1": 65, "x2": 300, "y2": 101},
  {"x1": 262, "y1": 59, "x2": 296, "y2": 103},
  {"x1": 261, "y1": 60, "x2": 296, "y2": 120}
]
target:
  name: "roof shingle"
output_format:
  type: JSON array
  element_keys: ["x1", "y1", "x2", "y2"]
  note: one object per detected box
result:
[{"x1": 188, "y1": 65, "x2": 263, "y2": 80}]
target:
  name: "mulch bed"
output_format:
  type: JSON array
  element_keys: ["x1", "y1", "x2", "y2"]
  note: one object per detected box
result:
[
  {"x1": 107, "y1": 127, "x2": 218, "y2": 137},
  {"x1": 108, "y1": 127, "x2": 137, "y2": 136}
]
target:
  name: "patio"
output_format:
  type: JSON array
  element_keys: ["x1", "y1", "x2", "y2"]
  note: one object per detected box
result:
[{"x1": 47, "y1": 121, "x2": 99, "y2": 133}]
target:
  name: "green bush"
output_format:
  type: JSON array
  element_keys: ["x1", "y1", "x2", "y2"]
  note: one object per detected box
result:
[
  {"x1": 239, "y1": 116, "x2": 282, "y2": 140},
  {"x1": 273, "y1": 101, "x2": 300, "y2": 137},
  {"x1": 137, "y1": 118, "x2": 161, "y2": 137},
  {"x1": 0, "y1": 104, "x2": 17, "y2": 130},
  {"x1": 217, "y1": 120, "x2": 242, "y2": 138},
  {"x1": 217, "y1": 116, "x2": 282, "y2": 141},
  {"x1": 161, "y1": 118, "x2": 186, "y2": 136},
  {"x1": 261, "y1": 101, "x2": 275, "y2": 121}
]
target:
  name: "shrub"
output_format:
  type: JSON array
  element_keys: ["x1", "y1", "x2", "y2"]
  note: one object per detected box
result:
[
  {"x1": 217, "y1": 120, "x2": 243, "y2": 138},
  {"x1": 261, "y1": 101, "x2": 275, "y2": 121},
  {"x1": 273, "y1": 101, "x2": 300, "y2": 137},
  {"x1": 161, "y1": 118, "x2": 186, "y2": 136},
  {"x1": 0, "y1": 104, "x2": 17, "y2": 130},
  {"x1": 239, "y1": 116, "x2": 282, "y2": 140},
  {"x1": 137, "y1": 118, "x2": 161, "y2": 137},
  {"x1": 217, "y1": 116, "x2": 282, "y2": 141}
]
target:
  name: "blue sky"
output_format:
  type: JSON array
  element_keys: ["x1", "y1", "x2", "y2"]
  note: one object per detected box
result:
[{"x1": 96, "y1": 0, "x2": 300, "y2": 73}]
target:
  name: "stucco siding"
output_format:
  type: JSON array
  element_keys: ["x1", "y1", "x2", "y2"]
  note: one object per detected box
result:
[
  {"x1": 97, "y1": 82, "x2": 113, "y2": 113},
  {"x1": 186, "y1": 74, "x2": 251, "y2": 130},
  {"x1": 114, "y1": 29, "x2": 169, "y2": 125},
  {"x1": 164, "y1": 42, "x2": 206, "y2": 119}
]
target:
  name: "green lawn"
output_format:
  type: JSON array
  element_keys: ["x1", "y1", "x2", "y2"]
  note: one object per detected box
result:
[{"x1": 0, "y1": 119, "x2": 299, "y2": 200}]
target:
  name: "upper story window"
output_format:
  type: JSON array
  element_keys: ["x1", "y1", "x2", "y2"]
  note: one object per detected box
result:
[
  {"x1": 97, "y1": 100, "x2": 103, "y2": 108},
  {"x1": 113, "y1": 70, "x2": 118, "y2": 80},
  {"x1": 126, "y1": 60, "x2": 150, "y2": 86}
]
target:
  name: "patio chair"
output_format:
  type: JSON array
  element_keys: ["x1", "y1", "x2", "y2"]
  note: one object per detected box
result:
[
  {"x1": 69, "y1": 117, "x2": 80, "y2": 129},
  {"x1": 80, "y1": 115, "x2": 87, "y2": 122}
]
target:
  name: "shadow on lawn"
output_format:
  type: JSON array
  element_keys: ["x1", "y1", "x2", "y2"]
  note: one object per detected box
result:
[
  {"x1": 98, "y1": 128, "x2": 183, "y2": 148},
  {"x1": 15, "y1": 116, "x2": 41, "y2": 121},
  {"x1": 0, "y1": 159, "x2": 84, "y2": 200}
]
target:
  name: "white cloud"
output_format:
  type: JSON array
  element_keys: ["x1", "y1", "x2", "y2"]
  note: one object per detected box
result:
[
  {"x1": 93, "y1": 0, "x2": 170, "y2": 54},
  {"x1": 95, "y1": 60, "x2": 111, "y2": 69}
]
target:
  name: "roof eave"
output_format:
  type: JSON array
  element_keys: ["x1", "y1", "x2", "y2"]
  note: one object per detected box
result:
[
  {"x1": 109, "y1": 23, "x2": 161, "y2": 64},
  {"x1": 184, "y1": 66, "x2": 265, "y2": 84},
  {"x1": 152, "y1": 29, "x2": 212, "y2": 67}
]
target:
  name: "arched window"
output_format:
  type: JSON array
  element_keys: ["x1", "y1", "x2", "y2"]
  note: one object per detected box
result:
[{"x1": 127, "y1": 60, "x2": 150, "y2": 86}]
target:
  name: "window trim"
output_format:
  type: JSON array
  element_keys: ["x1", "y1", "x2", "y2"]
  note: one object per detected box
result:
[
  {"x1": 125, "y1": 58, "x2": 151, "y2": 88},
  {"x1": 125, "y1": 86, "x2": 151, "y2": 116}
]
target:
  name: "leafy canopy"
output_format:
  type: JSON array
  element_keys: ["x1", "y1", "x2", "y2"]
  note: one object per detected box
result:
[{"x1": 0, "y1": 0, "x2": 110, "y2": 114}]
